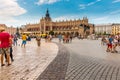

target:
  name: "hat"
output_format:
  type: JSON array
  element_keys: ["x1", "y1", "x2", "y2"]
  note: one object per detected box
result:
[{"x1": 0, "y1": 27, "x2": 5, "y2": 31}]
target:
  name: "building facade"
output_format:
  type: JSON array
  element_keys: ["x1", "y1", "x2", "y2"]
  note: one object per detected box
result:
[
  {"x1": 22, "y1": 9, "x2": 94, "y2": 36},
  {"x1": 6, "y1": 26, "x2": 16, "y2": 34},
  {"x1": 0, "y1": 24, "x2": 16, "y2": 34},
  {"x1": 112, "y1": 24, "x2": 120, "y2": 35},
  {"x1": 95, "y1": 24, "x2": 112, "y2": 35}
]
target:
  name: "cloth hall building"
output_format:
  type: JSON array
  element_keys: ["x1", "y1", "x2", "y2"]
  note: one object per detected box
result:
[{"x1": 23, "y1": 9, "x2": 94, "y2": 36}]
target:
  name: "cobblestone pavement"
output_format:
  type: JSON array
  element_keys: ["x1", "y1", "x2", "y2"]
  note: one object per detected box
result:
[
  {"x1": 37, "y1": 43, "x2": 70, "y2": 80},
  {"x1": 62, "y1": 39, "x2": 120, "y2": 80},
  {"x1": 50, "y1": 38, "x2": 120, "y2": 80},
  {"x1": 1, "y1": 38, "x2": 120, "y2": 80},
  {"x1": 0, "y1": 39, "x2": 58, "y2": 80}
]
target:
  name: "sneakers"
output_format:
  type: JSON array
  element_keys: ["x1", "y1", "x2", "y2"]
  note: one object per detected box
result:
[
  {"x1": 8, "y1": 64, "x2": 11, "y2": 66},
  {"x1": 115, "y1": 50, "x2": 118, "y2": 53},
  {"x1": 111, "y1": 50, "x2": 118, "y2": 53},
  {"x1": 1, "y1": 64, "x2": 5, "y2": 66},
  {"x1": 1, "y1": 64, "x2": 11, "y2": 66},
  {"x1": 106, "y1": 49, "x2": 110, "y2": 52},
  {"x1": 5, "y1": 59, "x2": 14, "y2": 62},
  {"x1": 111, "y1": 51, "x2": 114, "y2": 53},
  {"x1": 11, "y1": 59, "x2": 14, "y2": 62}
]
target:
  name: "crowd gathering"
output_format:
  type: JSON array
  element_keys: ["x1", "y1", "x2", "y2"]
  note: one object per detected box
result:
[
  {"x1": 0, "y1": 28, "x2": 42, "y2": 67},
  {"x1": 1, "y1": 26, "x2": 120, "y2": 67},
  {"x1": 101, "y1": 33, "x2": 120, "y2": 53},
  {"x1": 58, "y1": 34, "x2": 73, "y2": 43}
]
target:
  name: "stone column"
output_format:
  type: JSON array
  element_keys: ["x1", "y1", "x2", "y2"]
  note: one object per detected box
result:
[
  {"x1": 44, "y1": 21, "x2": 46, "y2": 34},
  {"x1": 50, "y1": 22, "x2": 53, "y2": 31},
  {"x1": 39, "y1": 23, "x2": 41, "y2": 34}
]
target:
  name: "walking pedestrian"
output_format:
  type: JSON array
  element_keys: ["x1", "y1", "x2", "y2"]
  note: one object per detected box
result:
[
  {"x1": 21, "y1": 34, "x2": 27, "y2": 48},
  {"x1": 5, "y1": 35, "x2": 14, "y2": 62},
  {"x1": 112, "y1": 35, "x2": 118, "y2": 53},
  {"x1": 13, "y1": 34, "x2": 18, "y2": 46},
  {"x1": 0, "y1": 28, "x2": 12, "y2": 66},
  {"x1": 69, "y1": 35, "x2": 73, "y2": 43},
  {"x1": 36, "y1": 35, "x2": 41, "y2": 47},
  {"x1": 58, "y1": 34, "x2": 62, "y2": 43},
  {"x1": 106, "y1": 35, "x2": 113, "y2": 52}
]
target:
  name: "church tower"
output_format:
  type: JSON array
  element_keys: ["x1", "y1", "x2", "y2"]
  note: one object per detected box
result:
[{"x1": 45, "y1": 8, "x2": 51, "y2": 21}]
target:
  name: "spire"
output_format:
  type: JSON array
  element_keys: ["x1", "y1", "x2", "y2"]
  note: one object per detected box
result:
[
  {"x1": 46, "y1": 8, "x2": 50, "y2": 18},
  {"x1": 45, "y1": 8, "x2": 51, "y2": 21}
]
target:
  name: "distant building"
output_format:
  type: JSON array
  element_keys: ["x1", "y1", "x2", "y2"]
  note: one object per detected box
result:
[
  {"x1": 24, "y1": 24, "x2": 40, "y2": 33},
  {"x1": 0, "y1": 24, "x2": 16, "y2": 34},
  {"x1": 95, "y1": 24, "x2": 112, "y2": 34},
  {"x1": 22, "y1": 9, "x2": 94, "y2": 36},
  {"x1": 112, "y1": 24, "x2": 120, "y2": 35},
  {"x1": 6, "y1": 26, "x2": 16, "y2": 34}
]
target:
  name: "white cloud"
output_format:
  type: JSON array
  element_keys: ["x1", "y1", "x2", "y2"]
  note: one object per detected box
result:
[
  {"x1": 0, "y1": 17, "x2": 19, "y2": 27},
  {"x1": 110, "y1": 10, "x2": 120, "y2": 14},
  {"x1": 79, "y1": 4, "x2": 86, "y2": 9},
  {"x1": 79, "y1": 0, "x2": 101, "y2": 9},
  {"x1": 92, "y1": 16, "x2": 109, "y2": 21},
  {"x1": 90, "y1": 15, "x2": 120, "y2": 24},
  {"x1": 53, "y1": 15, "x2": 120, "y2": 25},
  {"x1": 0, "y1": 0, "x2": 27, "y2": 26},
  {"x1": 36, "y1": 0, "x2": 60, "y2": 5},
  {"x1": 112, "y1": 0, "x2": 120, "y2": 3}
]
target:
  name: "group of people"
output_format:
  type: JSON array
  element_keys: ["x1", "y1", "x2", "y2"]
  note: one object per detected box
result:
[
  {"x1": 44, "y1": 34, "x2": 52, "y2": 42},
  {"x1": 58, "y1": 34, "x2": 72, "y2": 43},
  {"x1": 101, "y1": 33, "x2": 120, "y2": 53},
  {"x1": 0, "y1": 29, "x2": 42, "y2": 67},
  {"x1": 21, "y1": 34, "x2": 41, "y2": 47}
]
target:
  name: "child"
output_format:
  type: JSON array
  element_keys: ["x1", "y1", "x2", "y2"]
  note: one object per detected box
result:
[{"x1": 106, "y1": 40, "x2": 112, "y2": 52}]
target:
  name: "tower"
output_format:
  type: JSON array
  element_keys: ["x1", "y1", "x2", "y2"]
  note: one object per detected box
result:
[
  {"x1": 83, "y1": 16, "x2": 88, "y2": 23},
  {"x1": 45, "y1": 8, "x2": 51, "y2": 21}
]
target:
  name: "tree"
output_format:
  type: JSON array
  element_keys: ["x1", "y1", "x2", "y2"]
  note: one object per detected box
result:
[
  {"x1": 49, "y1": 30, "x2": 54, "y2": 35},
  {"x1": 103, "y1": 31, "x2": 106, "y2": 35},
  {"x1": 97, "y1": 32, "x2": 102, "y2": 35}
]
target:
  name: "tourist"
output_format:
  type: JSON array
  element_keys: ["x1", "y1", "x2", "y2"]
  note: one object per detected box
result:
[
  {"x1": 21, "y1": 34, "x2": 27, "y2": 48},
  {"x1": 101, "y1": 36, "x2": 107, "y2": 45},
  {"x1": 0, "y1": 28, "x2": 12, "y2": 66},
  {"x1": 49, "y1": 35, "x2": 52, "y2": 42},
  {"x1": 45, "y1": 34, "x2": 48, "y2": 42},
  {"x1": 69, "y1": 35, "x2": 73, "y2": 42},
  {"x1": 112, "y1": 35, "x2": 118, "y2": 53},
  {"x1": 5, "y1": 35, "x2": 14, "y2": 62},
  {"x1": 13, "y1": 34, "x2": 18, "y2": 46},
  {"x1": 58, "y1": 34, "x2": 62, "y2": 43},
  {"x1": 36, "y1": 35, "x2": 41, "y2": 47},
  {"x1": 106, "y1": 35, "x2": 113, "y2": 52}
]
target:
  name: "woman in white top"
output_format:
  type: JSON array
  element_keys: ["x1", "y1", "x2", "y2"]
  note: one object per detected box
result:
[{"x1": 112, "y1": 36, "x2": 118, "y2": 53}]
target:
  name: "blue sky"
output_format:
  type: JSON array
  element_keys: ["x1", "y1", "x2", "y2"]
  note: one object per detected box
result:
[{"x1": 0, "y1": 0, "x2": 120, "y2": 27}]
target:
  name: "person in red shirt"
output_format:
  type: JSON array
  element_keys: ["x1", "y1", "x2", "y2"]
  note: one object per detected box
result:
[
  {"x1": 4, "y1": 34, "x2": 14, "y2": 62},
  {"x1": 0, "y1": 28, "x2": 12, "y2": 66}
]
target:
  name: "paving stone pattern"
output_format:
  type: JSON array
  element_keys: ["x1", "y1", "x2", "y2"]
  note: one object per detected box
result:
[
  {"x1": 38, "y1": 39, "x2": 120, "y2": 80},
  {"x1": 37, "y1": 43, "x2": 70, "y2": 80},
  {"x1": 65, "y1": 49, "x2": 120, "y2": 80},
  {"x1": 1, "y1": 38, "x2": 120, "y2": 80},
  {"x1": 0, "y1": 39, "x2": 58, "y2": 80}
]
